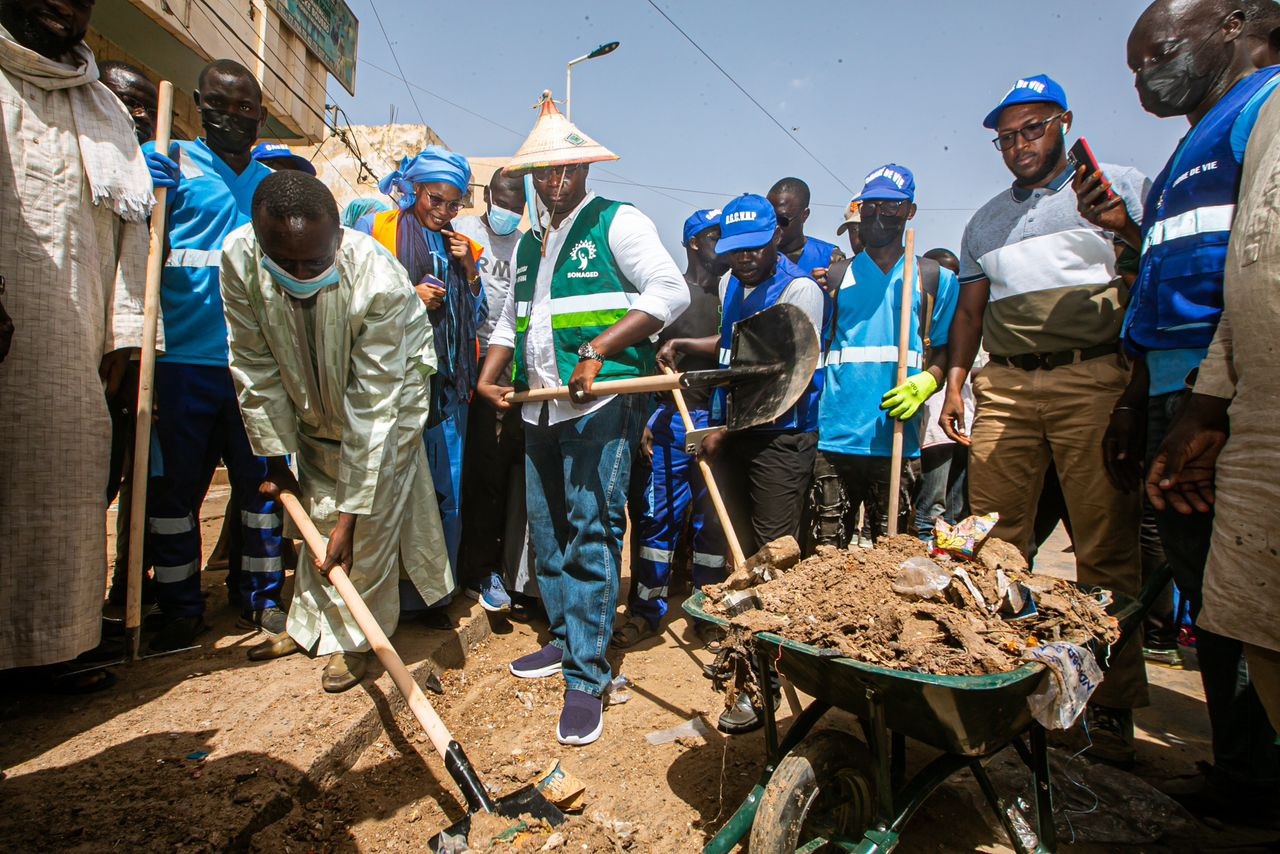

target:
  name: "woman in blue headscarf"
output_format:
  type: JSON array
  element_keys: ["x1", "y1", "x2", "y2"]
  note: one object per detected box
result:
[{"x1": 355, "y1": 146, "x2": 487, "y2": 604}]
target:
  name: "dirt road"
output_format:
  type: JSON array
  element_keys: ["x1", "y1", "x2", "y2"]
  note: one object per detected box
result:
[{"x1": 1, "y1": 491, "x2": 1270, "y2": 852}]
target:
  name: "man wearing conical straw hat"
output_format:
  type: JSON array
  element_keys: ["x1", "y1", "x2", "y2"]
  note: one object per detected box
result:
[{"x1": 477, "y1": 91, "x2": 689, "y2": 746}]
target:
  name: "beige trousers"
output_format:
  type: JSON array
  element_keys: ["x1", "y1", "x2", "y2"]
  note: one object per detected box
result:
[{"x1": 969, "y1": 354, "x2": 1148, "y2": 709}]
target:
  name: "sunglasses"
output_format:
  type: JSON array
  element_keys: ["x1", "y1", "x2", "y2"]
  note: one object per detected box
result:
[
  {"x1": 860, "y1": 199, "x2": 911, "y2": 217},
  {"x1": 992, "y1": 113, "x2": 1066, "y2": 151},
  {"x1": 423, "y1": 192, "x2": 466, "y2": 214},
  {"x1": 530, "y1": 163, "x2": 586, "y2": 183}
]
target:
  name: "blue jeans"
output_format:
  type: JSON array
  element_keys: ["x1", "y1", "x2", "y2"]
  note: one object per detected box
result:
[
  {"x1": 629, "y1": 403, "x2": 726, "y2": 626},
  {"x1": 526, "y1": 396, "x2": 645, "y2": 697},
  {"x1": 425, "y1": 404, "x2": 467, "y2": 579},
  {"x1": 913, "y1": 442, "x2": 968, "y2": 539},
  {"x1": 1148, "y1": 390, "x2": 1279, "y2": 788}
]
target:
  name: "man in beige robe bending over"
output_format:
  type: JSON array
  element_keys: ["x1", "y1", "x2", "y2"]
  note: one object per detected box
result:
[{"x1": 221, "y1": 171, "x2": 452, "y2": 692}]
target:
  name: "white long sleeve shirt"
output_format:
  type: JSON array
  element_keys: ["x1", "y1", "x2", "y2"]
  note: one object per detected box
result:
[{"x1": 489, "y1": 190, "x2": 688, "y2": 425}]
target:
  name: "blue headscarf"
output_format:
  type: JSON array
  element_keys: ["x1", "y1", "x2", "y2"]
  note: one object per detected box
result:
[
  {"x1": 378, "y1": 145, "x2": 471, "y2": 209},
  {"x1": 341, "y1": 197, "x2": 392, "y2": 228}
]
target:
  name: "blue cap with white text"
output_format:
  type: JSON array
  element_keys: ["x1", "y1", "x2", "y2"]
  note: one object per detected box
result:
[
  {"x1": 682, "y1": 208, "x2": 722, "y2": 246},
  {"x1": 853, "y1": 164, "x2": 916, "y2": 203},
  {"x1": 251, "y1": 142, "x2": 318, "y2": 176},
  {"x1": 715, "y1": 194, "x2": 778, "y2": 254},
  {"x1": 982, "y1": 74, "x2": 1069, "y2": 129}
]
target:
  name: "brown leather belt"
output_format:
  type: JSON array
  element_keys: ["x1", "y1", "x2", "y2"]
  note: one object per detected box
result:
[{"x1": 989, "y1": 342, "x2": 1118, "y2": 371}]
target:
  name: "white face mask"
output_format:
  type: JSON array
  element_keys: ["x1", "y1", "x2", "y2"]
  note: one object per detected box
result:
[{"x1": 261, "y1": 255, "x2": 340, "y2": 298}]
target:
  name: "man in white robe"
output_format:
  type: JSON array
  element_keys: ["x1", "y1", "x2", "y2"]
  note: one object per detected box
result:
[
  {"x1": 220, "y1": 171, "x2": 452, "y2": 693},
  {"x1": 0, "y1": 0, "x2": 154, "y2": 685}
]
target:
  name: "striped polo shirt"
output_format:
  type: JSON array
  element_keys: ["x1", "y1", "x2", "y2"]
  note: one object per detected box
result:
[{"x1": 959, "y1": 164, "x2": 1150, "y2": 357}]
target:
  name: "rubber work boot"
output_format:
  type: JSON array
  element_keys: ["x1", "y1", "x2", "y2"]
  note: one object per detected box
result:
[
  {"x1": 247, "y1": 633, "x2": 300, "y2": 661},
  {"x1": 322, "y1": 651, "x2": 368, "y2": 693}
]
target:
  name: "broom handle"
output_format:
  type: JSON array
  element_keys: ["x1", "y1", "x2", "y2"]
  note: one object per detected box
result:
[
  {"x1": 660, "y1": 367, "x2": 746, "y2": 572},
  {"x1": 887, "y1": 230, "x2": 916, "y2": 537},
  {"x1": 277, "y1": 492, "x2": 456, "y2": 761},
  {"x1": 126, "y1": 81, "x2": 174, "y2": 659},
  {"x1": 506, "y1": 372, "x2": 683, "y2": 403}
]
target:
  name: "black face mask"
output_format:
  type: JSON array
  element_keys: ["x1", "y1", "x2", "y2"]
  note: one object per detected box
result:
[
  {"x1": 861, "y1": 214, "x2": 904, "y2": 249},
  {"x1": 201, "y1": 108, "x2": 259, "y2": 154},
  {"x1": 1136, "y1": 33, "x2": 1223, "y2": 118}
]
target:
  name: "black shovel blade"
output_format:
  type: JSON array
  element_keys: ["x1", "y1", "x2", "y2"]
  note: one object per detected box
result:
[
  {"x1": 429, "y1": 786, "x2": 566, "y2": 852},
  {"x1": 725, "y1": 302, "x2": 820, "y2": 430}
]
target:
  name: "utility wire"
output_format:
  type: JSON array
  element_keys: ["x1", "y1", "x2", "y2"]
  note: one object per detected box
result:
[
  {"x1": 642, "y1": 0, "x2": 852, "y2": 193},
  {"x1": 366, "y1": 2, "x2": 428, "y2": 127}
]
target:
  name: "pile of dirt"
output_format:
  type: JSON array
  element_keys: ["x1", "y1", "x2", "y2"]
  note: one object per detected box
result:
[{"x1": 703, "y1": 536, "x2": 1120, "y2": 678}]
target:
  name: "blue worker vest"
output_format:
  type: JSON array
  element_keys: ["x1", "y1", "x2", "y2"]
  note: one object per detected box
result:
[
  {"x1": 715, "y1": 254, "x2": 828, "y2": 433},
  {"x1": 795, "y1": 236, "x2": 840, "y2": 277},
  {"x1": 1128, "y1": 66, "x2": 1280, "y2": 352}
]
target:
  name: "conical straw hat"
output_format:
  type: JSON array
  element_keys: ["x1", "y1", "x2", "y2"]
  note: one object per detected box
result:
[{"x1": 504, "y1": 90, "x2": 619, "y2": 173}]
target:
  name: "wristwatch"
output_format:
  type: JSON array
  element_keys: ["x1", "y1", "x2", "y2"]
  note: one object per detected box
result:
[{"x1": 577, "y1": 341, "x2": 605, "y2": 363}]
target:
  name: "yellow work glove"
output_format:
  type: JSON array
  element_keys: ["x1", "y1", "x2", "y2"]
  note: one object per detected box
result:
[{"x1": 880, "y1": 371, "x2": 939, "y2": 421}]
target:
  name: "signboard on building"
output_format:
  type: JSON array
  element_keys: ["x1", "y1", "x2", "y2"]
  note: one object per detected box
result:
[{"x1": 269, "y1": 0, "x2": 358, "y2": 95}]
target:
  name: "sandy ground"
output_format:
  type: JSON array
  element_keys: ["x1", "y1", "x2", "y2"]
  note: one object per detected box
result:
[{"x1": 0, "y1": 491, "x2": 1273, "y2": 853}]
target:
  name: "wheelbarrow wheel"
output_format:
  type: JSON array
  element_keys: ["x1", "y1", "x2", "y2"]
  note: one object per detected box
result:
[{"x1": 749, "y1": 729, "x2": 877, "y2": 853}]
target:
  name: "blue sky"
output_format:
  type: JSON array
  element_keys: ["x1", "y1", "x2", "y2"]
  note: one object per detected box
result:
[{"x1": 329, "y1": 0, "x2": 1186, "y2": 259}]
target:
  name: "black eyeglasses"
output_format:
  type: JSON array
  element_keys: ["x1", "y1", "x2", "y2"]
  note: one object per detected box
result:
[
  {"x1": 423, "y1": 192, "x2": 466, "y2": 214},
  {"x1": 860, "y1": 200, "x2": 910, "y2": 217},
  {"x1": 992, "y1": 113, "x2": 1065, "y2": 151},
  {"x1": 531, "y1": 163, "x2": 585, "y2": 183}
]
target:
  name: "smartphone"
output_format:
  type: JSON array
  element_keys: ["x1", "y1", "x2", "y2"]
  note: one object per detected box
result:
[{"x1": 1069, "y1": 137, "x2": 1115, "y2": 199}]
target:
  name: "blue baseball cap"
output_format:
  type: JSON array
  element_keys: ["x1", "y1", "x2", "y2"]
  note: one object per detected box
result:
[
  {"x1": 715, "y1": 194, "x2": 778, "y2": 254},
  {"x1": 983, "y1": 74, "x2": 1069, "y2": 129},
  {"x1": 252, "y1": 142, "x2": 317, "y2": 176},
  {"x1": 682, "y1": 208, "x2": 722, "y2": 246},
  {"x1": 853, "y1": 164, "x2": 915, "y2": 203}
]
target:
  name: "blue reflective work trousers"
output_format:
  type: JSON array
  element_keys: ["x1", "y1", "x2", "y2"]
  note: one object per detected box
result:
[
  {"x1": 629, "y1": 403, "x2": 726, "y2": 625},
  {"x1": 146, "y1": 363, "x2": 283, "y2": 617}
]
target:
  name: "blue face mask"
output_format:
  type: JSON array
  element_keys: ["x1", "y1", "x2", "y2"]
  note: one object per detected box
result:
[
  {"x1": 487, "y1": 204, "x2": 522, "y2": 236},
  {"x1": 262, "y1": 254, "x2": 340, "y2": 298}
]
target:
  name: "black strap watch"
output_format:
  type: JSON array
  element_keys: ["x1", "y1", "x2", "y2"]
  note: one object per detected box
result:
[{"x1": 577, "y1": 341, "x2": 604, "y2": 363}]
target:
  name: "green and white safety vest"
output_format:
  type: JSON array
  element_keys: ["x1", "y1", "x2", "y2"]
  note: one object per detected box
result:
[{"x1": 511, "y1": 197, "x2": 654, "y2": 390}]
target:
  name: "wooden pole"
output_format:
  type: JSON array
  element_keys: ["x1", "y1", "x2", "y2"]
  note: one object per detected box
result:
[
  {"x1": 126, "y1": 81, "x2": 174, "y2": 660},
  {"x1": 886, "y1": 229, "x2": 916, "y2": 537},
  {"x1": 661, "y1": 367, "x2": 746, "y2": 572}
]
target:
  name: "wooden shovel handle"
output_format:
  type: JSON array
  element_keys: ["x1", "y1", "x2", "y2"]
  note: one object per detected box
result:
[
  {"x1": 277, "y1": 491, "x2": 455, "y2": 761},
  {"x1": 887, "y1": 229, "x2": 916, "y2": 536},
  {"x1": 126, "y1": 80, "x2": 175, "y2": 658},
  {"x1": 506, "y1": 372, "x2": 683, "y2": 403},
  {"x1": 661, "y1": 367, "x2": 747, "y2": 572}
]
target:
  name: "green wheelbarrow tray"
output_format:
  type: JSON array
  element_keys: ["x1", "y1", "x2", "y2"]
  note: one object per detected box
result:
[{"x1": 683, "y1": 567, "x2": 1166, "y2": 854}]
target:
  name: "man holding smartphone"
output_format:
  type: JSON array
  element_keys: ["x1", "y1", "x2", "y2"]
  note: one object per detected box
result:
[
  {"x1": 941, "y1": 74, "x2": 1151, "y2": 765},
  {"x1": 1080, "y1": 0, "x2": 1280, "y2": 820}
]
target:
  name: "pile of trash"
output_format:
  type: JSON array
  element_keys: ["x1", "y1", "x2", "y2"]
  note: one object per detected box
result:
[{"x1": 702, "y1": 518, "x2": 1120, "y2": 679}]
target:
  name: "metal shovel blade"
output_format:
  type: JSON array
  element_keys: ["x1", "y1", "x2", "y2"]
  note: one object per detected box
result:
[
  {"x1": 430, "y1": 785, "x2": 565, "y2": 852},
  {"x1": 723, "y1": 302, "x2": 820, "y2": 430}
]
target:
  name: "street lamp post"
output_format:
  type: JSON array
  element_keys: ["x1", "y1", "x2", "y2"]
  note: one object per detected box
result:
[{"x1": 565, "y1": 41, "x2": 620, "y2": 121}]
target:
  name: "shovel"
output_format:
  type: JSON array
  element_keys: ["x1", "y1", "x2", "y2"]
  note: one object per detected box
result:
[
  {"x1": 275, "y1": 492, "x2": 563, "y2": 851},
  {"x1": 505, "y1": 302, "x2": 820, "y2": 432}
]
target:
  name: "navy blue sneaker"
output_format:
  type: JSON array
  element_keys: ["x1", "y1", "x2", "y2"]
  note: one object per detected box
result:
[
  {"x1": 509, "y1": 643, "x2": 562, "y2": 679},
  {"x1": 557, "y1": 689, "x2": 603, "y2": 746}
]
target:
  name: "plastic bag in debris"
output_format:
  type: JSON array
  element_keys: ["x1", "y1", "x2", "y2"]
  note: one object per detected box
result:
[
  {"x1": 934, "y1": 512, "x2": 999, "y2": 560},
  {"x1": 891, "y1": 557, "x2": 952, "y2": 600},
  {"x1": 1022, "y1": 642, "x2": 1103, "y2": 730}
]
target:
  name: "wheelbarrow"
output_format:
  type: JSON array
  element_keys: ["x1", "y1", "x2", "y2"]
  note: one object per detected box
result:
[{"x1": 684, "y1": 564, "x2": 1170, "y2": 853}]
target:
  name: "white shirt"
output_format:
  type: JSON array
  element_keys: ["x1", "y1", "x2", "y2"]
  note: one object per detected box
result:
[{"x1": 489, "y1": 190, "x2": 688, "y2": 425}]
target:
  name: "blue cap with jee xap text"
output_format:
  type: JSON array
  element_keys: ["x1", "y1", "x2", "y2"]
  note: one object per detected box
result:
[
  {"x1": 853, "y1": 164, "x2": 916, "y2": 203},
  {"x1": 715, "y1": 194, "x2": 778, "y2": 254},
  {"x1": 982, "y1": 74, "x2": 1069, "y2": 129},
  {"x1": 682, "y1": 208, "x2": 722, "y2": 246}
]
